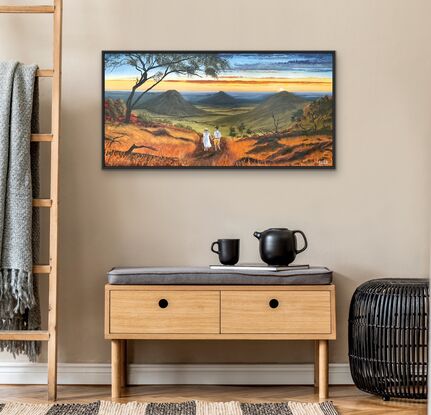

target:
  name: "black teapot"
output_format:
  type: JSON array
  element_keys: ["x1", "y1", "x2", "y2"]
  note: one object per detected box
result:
[{"x1": 253, "y1": 228, "x2": 308, "y2": 266}]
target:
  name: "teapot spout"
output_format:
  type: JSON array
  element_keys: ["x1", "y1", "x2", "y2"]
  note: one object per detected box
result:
[{"x1": 253, "y1": 231, "x2": 262, "y2": 239}]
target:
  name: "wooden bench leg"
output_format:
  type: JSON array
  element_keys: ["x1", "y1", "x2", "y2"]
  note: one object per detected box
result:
[
  {"x1": 314, "y1": 340, "x2": 319, "y2": 388},
  {"x1": 120, "y1": 340, "x2": 127, "y2": 388},
  {"x1": 112, "y1": 339, "x2": 122, "y2": 399},
  {"x1": 318, "y1": 340, "x2": 329, "y2": 400}
]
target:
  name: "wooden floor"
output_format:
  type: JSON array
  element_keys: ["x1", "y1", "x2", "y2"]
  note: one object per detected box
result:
[{"x1": 0, "y1": 385, "x2": 426, "y2": 414}]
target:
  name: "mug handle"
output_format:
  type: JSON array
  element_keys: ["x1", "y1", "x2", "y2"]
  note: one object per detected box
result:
[
  {"x1": 293, "y1": 230, "x2": 308, "y2": 254},
  {"x1": 211, "y1": 241, "x2": 220, "y2": 254}
]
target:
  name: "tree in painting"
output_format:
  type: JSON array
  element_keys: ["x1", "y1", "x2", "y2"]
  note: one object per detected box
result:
[{"x1": 103, "y1": 52, "x2": 334, "y2": 168}]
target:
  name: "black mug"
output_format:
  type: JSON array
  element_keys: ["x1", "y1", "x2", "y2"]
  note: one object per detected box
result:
[{"x1": 211, "y1": 239, "x2": 239, "y2": 265}]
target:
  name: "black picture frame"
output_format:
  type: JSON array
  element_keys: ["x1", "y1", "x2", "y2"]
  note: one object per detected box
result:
[{"x1": 102, "y1": 50, "x2": 336, "y2": 170}]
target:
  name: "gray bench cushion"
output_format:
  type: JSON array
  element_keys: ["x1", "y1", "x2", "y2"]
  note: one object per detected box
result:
[{"x1": 107, "y1": 266, "x2": 332, "y2": 285}]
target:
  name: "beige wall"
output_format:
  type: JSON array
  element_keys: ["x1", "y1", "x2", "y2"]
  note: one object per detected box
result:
[{"x1": 0, "y1": 0, "x2": 430, "y2": 365}]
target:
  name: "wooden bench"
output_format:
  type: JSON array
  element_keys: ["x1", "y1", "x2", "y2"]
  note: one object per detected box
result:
[{"x1": 105, "y1": 283, "x2": 336, "y2": 399}]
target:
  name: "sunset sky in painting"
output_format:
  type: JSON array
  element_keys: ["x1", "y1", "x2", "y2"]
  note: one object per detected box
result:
[{"x1": 105, "y1": 52, "x2": 333, "y2": 94}]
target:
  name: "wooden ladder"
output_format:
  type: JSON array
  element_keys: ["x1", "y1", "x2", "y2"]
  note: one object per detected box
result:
[{"x1": 0, "y1": 0, "x2": 62, "y2": 401}]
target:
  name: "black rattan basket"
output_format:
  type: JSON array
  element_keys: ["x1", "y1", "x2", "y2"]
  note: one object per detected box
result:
[{"x1": 348, "y1": 278, "x2": 428, "y2": 400}]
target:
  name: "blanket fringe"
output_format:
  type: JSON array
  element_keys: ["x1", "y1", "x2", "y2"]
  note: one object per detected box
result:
[
  {"x1": 0, "y1": 291, "x2": 40, "y2": 362},
  {"x1": 0, "y1": 340, "x2": 40, "y2": 362},
  {"x1": 0, "y1": 268, "x2": 35, "y2": 316}
]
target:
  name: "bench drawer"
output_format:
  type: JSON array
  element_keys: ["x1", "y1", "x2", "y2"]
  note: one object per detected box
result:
[
  {"x1": 110, "y1": 290, "x2": 220, "y2": 334},
  {"x1": 221, "y1": 291, "x2": 332, "y2": 334}
]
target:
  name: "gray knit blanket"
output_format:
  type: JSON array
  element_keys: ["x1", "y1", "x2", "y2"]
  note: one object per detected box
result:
[{"x1": 0, "y1": 61, "x2": 41, "y2": 361}]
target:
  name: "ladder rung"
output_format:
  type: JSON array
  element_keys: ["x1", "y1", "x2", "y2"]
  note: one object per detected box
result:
[
  {"x1": 36, "y1": 69, "x2": 54, "y2": 78},
  {"x1": 0, "y1": 5, "x2": 54, "y2": 14},
  {"x1": 32, "y1": 198, "x2": 52, "y2": 207},
  {"x1": 0, "y1": 330, "x2": 49, "y2": 341},
  {"x1": 33, "y1": 265, "x2": 51, "y2": 274},
  {"x1": 31, "y1": 133, "x2": 53, "y2": 142}
]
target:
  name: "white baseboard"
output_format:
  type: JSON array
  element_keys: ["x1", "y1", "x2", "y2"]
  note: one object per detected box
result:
[{"x1": 0, "y1": 363, "x2": 353, "y2": 385}]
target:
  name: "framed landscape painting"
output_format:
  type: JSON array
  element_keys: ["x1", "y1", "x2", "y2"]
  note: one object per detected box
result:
[{"x1": 102, "y1": 51, "x2": 335, "y2": 169}]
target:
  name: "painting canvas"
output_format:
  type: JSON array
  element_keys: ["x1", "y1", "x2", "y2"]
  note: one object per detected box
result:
[{"x1": 102, "y1": 51, "x2": 335, "y2": 169}]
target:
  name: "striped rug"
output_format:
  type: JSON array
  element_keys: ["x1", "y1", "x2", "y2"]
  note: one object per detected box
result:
[{"x1": 0, "y1": 400, "x2": 338, "y2": 414}]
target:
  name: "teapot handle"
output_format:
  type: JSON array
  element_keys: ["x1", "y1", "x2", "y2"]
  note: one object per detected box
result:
[{"x1": 293, "y1": 230, "x2": 308, "y2": 254}]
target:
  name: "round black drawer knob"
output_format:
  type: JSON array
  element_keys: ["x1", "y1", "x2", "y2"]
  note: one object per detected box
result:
[
  {"x1": 158, "y1": 299, "x2": 169, "y2": 309},
  {"x1": 269, "y1": 299, "x2": 279, "y2": 309}
]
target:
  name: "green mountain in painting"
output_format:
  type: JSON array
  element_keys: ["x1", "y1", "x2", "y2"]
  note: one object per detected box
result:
[
  {"x1": 198, "y1": 91, "x2": 239, "y2": 107},
  {"x1": 142, "y1": 90, "x2": 206, "y2": 117},
  {"x1": 216, "y1": 91, "x2": 307, "y2": 131}
]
